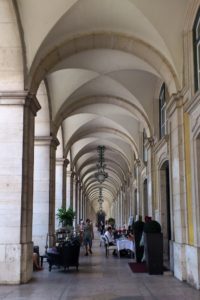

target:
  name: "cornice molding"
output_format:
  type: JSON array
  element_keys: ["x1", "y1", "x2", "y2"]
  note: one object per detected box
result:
[{"x1": 34, "y1": 136, "x2": 52, "y2": 146}]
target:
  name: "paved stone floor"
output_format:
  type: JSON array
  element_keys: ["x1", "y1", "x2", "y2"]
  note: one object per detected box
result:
[{"x1": 0, "y1": 236, "x2": 200, "y2": 300}]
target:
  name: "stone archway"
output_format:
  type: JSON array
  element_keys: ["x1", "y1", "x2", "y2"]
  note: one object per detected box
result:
[{"x1": 160, "y1": 160, "x2": 171, "y2": 265}]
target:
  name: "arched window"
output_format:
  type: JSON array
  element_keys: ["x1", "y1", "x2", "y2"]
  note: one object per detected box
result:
[
  {"x1": 159, "y1": 83, "x2": 166, "y2": 138},
  {"x1": 193, "y1": 7, "x2": 200, "y2": 92}
]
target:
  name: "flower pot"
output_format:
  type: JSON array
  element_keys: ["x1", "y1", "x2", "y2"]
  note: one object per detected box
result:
[{"x1": 144, "y1": 232, "x2": 163, "y2": 275}]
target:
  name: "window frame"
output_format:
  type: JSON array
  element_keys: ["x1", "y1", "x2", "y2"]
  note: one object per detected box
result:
[
  {"x1": 159, "y1": 83, "x2": 166, "y2": 139},
  {"x1": 193, "y1": 7, "x2": 200, "y2": 92}
]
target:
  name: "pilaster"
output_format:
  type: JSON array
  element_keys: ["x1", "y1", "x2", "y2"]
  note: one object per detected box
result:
[
  {"x1": 33, "y1": 136, "x2": 51, "y2": 253},
  {"x1": 49, "y1": 137, "x2": 59, "y2": 245},
  {"x1": 0, "y1": 92, "x2": 40, "y2": 283},
  {"x1": 167, "y1": 92, "x2": 187, "y2": 281}
]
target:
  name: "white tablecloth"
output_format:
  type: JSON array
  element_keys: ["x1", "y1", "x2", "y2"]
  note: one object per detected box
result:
[{"x1": 116, "y1": 239, "x2": 135, "y2": 252}]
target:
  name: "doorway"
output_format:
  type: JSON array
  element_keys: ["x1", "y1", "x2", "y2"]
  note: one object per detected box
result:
[{"x1": 160, "y1": 161, "x2": 171, "y2": 264}]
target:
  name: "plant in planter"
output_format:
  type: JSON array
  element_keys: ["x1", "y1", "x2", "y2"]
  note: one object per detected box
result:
[
  {"x1": 108, "y1": 217, "x2": 115, "y2": 228},
  {"x1": 133, "y1": 219, "x2": 144, "y2": 263},
  {"x1": 56, "y1": 207, "x2": 76, "y2": 228},
  {"x1": 143, "y1": 220, "x2": 163, "y2": 275}
]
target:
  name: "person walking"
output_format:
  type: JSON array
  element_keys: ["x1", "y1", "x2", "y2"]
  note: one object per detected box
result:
[{"x1": 83, "y1": 218, "x2": 94, "y2": 256}]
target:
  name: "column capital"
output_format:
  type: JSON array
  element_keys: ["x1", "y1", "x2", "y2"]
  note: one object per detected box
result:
[
  {"x1": 166, "y1": 90, "x2": 185, "y2": 118},
  {"x1": 25, "y1": 93, "x2": 41, "y2": 116},
  {"x1": 135, "y1": 159, "x2": 141, "y2": 167},
  {"x1": 64, "y1": 158, "x2": 70, "y2": 167},
  {"x1": 71, "y1": 171, "x2": 76, "y2": 179},
  {"x1": 67, "y1": 170, "x2": 72, "y2": 177},
  {"x1": 76, "y1": 178, "x2": 80, "y2": 185},
  {"x1": 144, "y1": 137, "x2": 155, "y2": 149},
  {"x1": 56, "y1": 158, "x2": 69, "y2": 166},
  {"x1": 50, "y1": 136, "x2": 60, "y2": 149}
]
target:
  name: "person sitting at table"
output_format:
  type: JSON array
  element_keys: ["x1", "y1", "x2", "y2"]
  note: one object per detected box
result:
[
  {"x1": 104, "y1": 226, "x2": 117, "y2": 256},
  {"x1": 127, "y1": 232, "x2": 134, "y2": 241},
  {"x1": 104, "y1": 226, "x2": 115, "y2": 246}
]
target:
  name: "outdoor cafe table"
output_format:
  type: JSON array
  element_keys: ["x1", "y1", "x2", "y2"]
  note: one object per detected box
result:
[{"x1": 116, "y1": 239, "x2": 135, "y2": 257}]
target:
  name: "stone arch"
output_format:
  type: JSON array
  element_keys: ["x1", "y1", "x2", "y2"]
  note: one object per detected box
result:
[
  {"x1": 71, "y1": 144, "x2": 131, "y2": 171},
  {"x1": 28, "y1": 32, "x2": 180, "y2": 96},
  {"x1": 65, "y1": 127, "x2": 138, "y2": 159},
  {"x1": 54, "y1": 95, "x2": 152, "y2": 138}
]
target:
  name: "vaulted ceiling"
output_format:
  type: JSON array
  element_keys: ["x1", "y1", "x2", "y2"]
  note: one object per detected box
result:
[{"x1": 17, "y1": 0, "x2": 190, "y2": 213}]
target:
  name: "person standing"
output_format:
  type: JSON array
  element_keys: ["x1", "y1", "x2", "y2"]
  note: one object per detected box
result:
[{"x1": 83, "y1": 218, "x2": 94, "y2": 256}]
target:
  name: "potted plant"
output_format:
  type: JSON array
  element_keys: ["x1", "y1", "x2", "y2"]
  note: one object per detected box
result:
[
  {"x1": 56, "y1": 207, "x2": 76, "y2": 227},
  {"x1": 107, "y1": 217, "x2": 115, "y2": 228},
  {"x1": 143, "y1": 220, "x2": 163, "y2": 275}
]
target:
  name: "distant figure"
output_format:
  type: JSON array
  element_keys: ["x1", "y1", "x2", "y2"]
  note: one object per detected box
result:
[
  {"x1": 33, "y1": 252, "x2": 43, "y2": 271},
  {"x1": 79, "y1": 219, "x2": 85, "y2": 245},
  {"x1": 100, "y1": 220, "x2": 105, "y2": 235},
  {"x1": 83, "y1": 218, "x2": 94, "y2": 256}
]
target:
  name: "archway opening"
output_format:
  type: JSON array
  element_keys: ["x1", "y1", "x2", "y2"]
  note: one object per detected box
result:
[
  {"x1": 96, "y1": 211, "x2": 106, "y2": 231},
  {"x1": 160, "y1": 160, "x2": 171, "y2": 266}
]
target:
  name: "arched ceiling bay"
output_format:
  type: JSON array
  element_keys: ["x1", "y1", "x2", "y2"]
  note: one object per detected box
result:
[
  {"x1": 17, "y1": 0, "x2": 190, "y2": 214},
  {"x1": 18, "y1": 0, "x2": 189, "y2": 81}
]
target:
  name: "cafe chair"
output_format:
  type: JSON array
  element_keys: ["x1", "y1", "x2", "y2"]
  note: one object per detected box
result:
[{"x1": 102, "y1": 235, "x2": 118, "y2": 257}]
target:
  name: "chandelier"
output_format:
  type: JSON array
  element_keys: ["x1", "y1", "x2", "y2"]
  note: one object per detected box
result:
[
  {"x1": 98, "y1": 187, "x2": 103, "y2": 203},
  {"x1": 95, "y1": 146, "x2": 108, "y2": 184},
  {"x1": 98, "y1": 187, "x2": 104, "y2": 211}
]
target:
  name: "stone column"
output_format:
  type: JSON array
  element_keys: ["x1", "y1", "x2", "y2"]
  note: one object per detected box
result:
[
  {"x1": 145, "y1": 137, "x2": 155, "y2": 217},
  {"x1": 83, "y1": 191, "x2": 87, "y2": 220},
  {"x1": 55, "y1": 158, "x2": 67, "y2": 229},
  {"x1": 75, "y1": 179, "x2": 80, "y2": 225},
  {"x1": 0, "y1": 93, "x2": 40, "y2": 284},
  {"x1": 82, "y1": 189, "x2": 86, "y2": 220},
  {"x1": 119, "y1": 188, "x2": 123, "y2": 227},
  {"x1": 62, "y1": 159, "x2": 69, "y2": 209},
  {"x1": 116, "y1": 192, "x2": 120, "y2": 227},
  {"x1": 70, "y1": 172, "x2": 76, "y2": 209},
  {"x1": 79, "y1": 184, "x2": 83, "y2": 220},
  {"x1": 135, "y1": 159, "x2": 142, "y2": 216},
  {"x1": 49, "y1": 137, "x2": 59, "y2": 246},
  {"x1": 33, "y1": 136, "x2": 51, "y2": 252},
  {"x1": 66, "y1": 170, "x2": 72, "y2": 209},
  {"x1": 167, "y1": 93, "x2": 187, "y2": 281}
]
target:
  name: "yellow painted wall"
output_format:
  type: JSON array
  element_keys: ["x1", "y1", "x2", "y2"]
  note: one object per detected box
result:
[{"x1": 184, "y1": 113, "x2": 194, "y2": 245}]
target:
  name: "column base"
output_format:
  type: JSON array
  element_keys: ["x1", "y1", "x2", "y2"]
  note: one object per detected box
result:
[
  {"x1": 0, "y1": 242, "x2": 33, "y2": 284},
  {"x1": 173, "y1": 241, "x2": 200, "y2": 289}
]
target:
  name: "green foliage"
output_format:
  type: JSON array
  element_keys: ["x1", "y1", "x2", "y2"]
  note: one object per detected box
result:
[
  {"x1": 143, "y1": 220, "x2": 161, "y2": 233},
  {"x1": 108, "y1": 217, "x2": 115, "y2": 226},
  {"x1": 56, "y1": 207, "x2": 76, "y2": 226}
]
